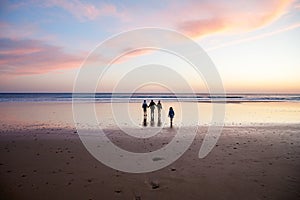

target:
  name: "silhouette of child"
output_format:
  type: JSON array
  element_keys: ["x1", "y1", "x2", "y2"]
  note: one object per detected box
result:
[{"x1": 168, "y1": 107, "x2": 175, "y2": 127}]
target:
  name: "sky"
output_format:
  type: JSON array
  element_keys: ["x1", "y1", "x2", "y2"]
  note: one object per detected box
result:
[{"x1": 0, "y1": 0, "x2": 300, "y2": 93}]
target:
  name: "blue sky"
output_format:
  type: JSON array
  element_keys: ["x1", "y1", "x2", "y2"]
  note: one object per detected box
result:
[{"x1": 0, "y1": 0, "x2": 300, "y2": 92}]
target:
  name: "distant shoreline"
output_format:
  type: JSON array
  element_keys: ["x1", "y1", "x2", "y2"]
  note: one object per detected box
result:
[{"x1": 0, "y1": 93, "x2": 299, "y2": 103}]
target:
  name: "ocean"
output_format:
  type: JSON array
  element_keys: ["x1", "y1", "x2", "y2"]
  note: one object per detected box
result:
[{"x1": 0, "y1": 93, "x2": 299, "y2": 103}]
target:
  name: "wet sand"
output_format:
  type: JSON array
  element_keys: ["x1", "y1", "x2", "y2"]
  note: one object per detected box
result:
[{"x1": 0, "y1": 124, "x2": 299, "y2": 200}]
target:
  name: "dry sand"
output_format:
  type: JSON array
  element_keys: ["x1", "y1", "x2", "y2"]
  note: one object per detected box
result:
[{"x1": 0, "y1": 124, "x2": 299, "y2": 200}]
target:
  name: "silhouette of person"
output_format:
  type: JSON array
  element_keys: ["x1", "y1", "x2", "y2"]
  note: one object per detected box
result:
[
  {"x1": 168, "y1": 107, "x2": 175, "y2": 128},
  {"x1": 156, "y1": 100, "x2": 162, "y2": 127},
  {"x1": 142, "y1": 100, "x2": 148, "y2": 116},
  {"x1": 156, "y1": 100, "x2": 162, "y2": 115},
  {"x1": 148, "y1": 100, "x2": 156, "y2": 120}
]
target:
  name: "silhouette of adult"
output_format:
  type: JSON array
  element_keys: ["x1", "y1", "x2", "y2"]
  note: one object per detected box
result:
[
  {"x1": 168, "y1": 107, "x2": 175, "y2": 128},
  {"x1": 156, "y1": 100, "x2": 162, "y2": 115},
  {"x1": 148, "y1": 100, "x2": 156, "y2": 120},
  {"x1": 156, "y1": 100, "x2": 162, "y2": 126},
  {"x1": 142, "y1": 100, "x2": 148, "y2": 116}
]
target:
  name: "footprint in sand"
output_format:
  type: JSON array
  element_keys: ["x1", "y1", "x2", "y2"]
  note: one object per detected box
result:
[
  {"x1": 150, "y1": 181, "x2": 160, "y2": 190},
  {"x1": 170, "y1": 168, "x2": 176, "y2": 171},
  {"x1": 152, "y1": 157, "x2": 164, "y2": 161},
  {"x1": 114, "y1": 189, "x2": 122, "y2": 194}
]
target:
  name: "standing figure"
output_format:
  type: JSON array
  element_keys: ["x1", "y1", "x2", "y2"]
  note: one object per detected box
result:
[
  {"x1": 156, "y1": 100, "x2": 162, "y2": 115},
  {"x1": 142, "y1": 100, "x2": 148, "y2": 116},
  {"x1": 157, "y1": 100, "x2": 162, "y2": 127},
  {"x1": 148, "y1": 100, "x2": 156, "y2": 120},
  {"x1": 168, "y1": 107, "x2": 175, "y2": 128}
]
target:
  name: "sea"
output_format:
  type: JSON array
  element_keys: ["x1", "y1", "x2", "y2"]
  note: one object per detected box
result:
[{"x1": 0, "y1": 93, "x2": 299, "y2": 103}]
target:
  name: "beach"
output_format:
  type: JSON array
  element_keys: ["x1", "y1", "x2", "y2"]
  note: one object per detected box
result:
[
  {"x1": 0, "y1": 101, "x2": 300, "y2": 199},
  {"x1": 2, "y1": 0, "x2": 300, "y2": 199}
]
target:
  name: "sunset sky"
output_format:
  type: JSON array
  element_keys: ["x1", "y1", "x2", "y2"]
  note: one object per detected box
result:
[{"x1": 0, "y1": 0, "x2": 300, "y2": 93}]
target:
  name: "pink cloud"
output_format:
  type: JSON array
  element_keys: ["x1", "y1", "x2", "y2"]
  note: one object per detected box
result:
[
  {"x1": 0, "y1": 36, "x2": 154, "y2": 76},
  {"x1": 175, "y1": 0, "x2": 295, "y2": 37},
  {"x1": 0, "y1": 22, "x2": 37, "y2": 40},
  {"x1": 107, "y1": 0, "x2": 296, "y2": 62},
  {"x1": 177, "y1": 17, "x2": 227, "y2": 38},
  {"x1": 0, "y1": 38, "x2": 84, "y2": 75},
  {"x1": 107, "y1": 1, "x2": 295, "y2": 41},
  {"x1": 113, "y1": 48, "x2": 154, "y2": 64},
  {"x1": 0, "y1": 0, "x2": 297, "y2": 76}
]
